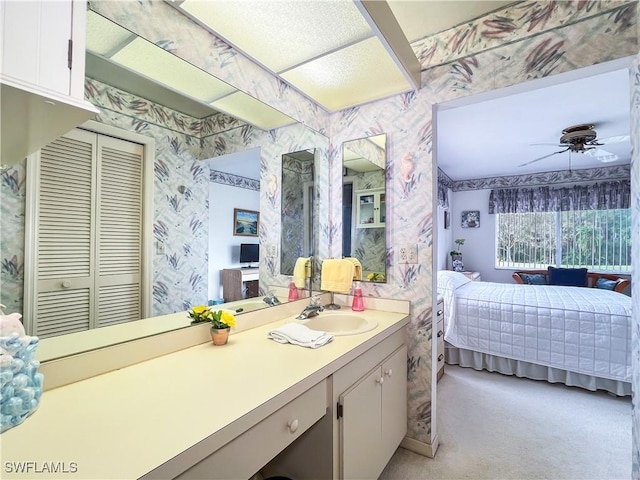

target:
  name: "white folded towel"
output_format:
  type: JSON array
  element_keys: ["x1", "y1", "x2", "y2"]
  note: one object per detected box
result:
[{"x1": 268, "y1": 323, "x2": 333, "y2": 349}]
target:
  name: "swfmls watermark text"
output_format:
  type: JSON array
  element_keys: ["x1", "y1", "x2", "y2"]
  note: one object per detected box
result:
[{"x1": 4, "y1": 461, "x2": 78, "y2": 474}]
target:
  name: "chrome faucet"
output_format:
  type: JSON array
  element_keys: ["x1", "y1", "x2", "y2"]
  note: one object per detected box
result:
[
  {"x1": 263, "y1": 292, "x2": 281, "y2": 307},
  {"x1": 296, "y1": 295, "x2": 324, "y2": 319}
]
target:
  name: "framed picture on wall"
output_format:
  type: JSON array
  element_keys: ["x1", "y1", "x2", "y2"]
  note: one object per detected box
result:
[
  {"x1": 233, "y1": 208, "x2": 260, "y2": 236},
  {"x1": 461, "y1": 210, "x2": 480, "y2": 228}
]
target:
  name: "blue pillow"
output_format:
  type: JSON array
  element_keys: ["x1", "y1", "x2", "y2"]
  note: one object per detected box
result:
[
  {"x1": 547, "y1": 267, "x2": 588, "y2": 287},
  {"x1": 596, "y1": 278, "x2": 618, "y2": 290},
  {"x1": 520, "y1": 273, "x2": 547, "y2": 285}
]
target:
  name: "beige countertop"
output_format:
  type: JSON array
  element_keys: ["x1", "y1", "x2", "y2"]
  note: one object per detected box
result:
[{"x1": 1, "y1": 308, "x2": 408, "y2": 479}]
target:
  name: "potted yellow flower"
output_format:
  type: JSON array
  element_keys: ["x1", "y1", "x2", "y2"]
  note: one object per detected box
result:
[
  {"x1": 367, "y1": 272, "x2": 385, "y2": 282},
  {"x1": 188, "y1": 305, "x2": 236, "y2": 345}
]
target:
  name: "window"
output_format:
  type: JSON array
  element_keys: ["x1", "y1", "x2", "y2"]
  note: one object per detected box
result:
[{"x1": 496, "y1": 209, "x2": 631, "y2": 272}]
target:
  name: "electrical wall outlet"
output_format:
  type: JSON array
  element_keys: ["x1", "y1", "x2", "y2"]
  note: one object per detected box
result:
[
  {"x1": 266, "y1": 243, "x2": 278, "y2": 258},
  {"x1": 155, "y1": 240, "x2": 165, "y2": 255},
  {"x1": 399, "y1": 245, "x2": 418, "y2": 264}
]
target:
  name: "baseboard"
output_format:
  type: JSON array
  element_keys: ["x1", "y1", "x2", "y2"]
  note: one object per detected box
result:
[{"x1": 400, "y1": 435, "x2": 439, "y2": 458}]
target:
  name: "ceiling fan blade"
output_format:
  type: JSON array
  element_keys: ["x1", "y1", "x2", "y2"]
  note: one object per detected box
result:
[
  {"x1": 529, "y1": 143, "x2": 562, "y2": 147},
  {"x1": 584, "y1": 148, "x2": 619, "y2": 163},
  {"x1": 518, "y1": 148, "x2": 569, "y2": 167},
  {"x1": 599, "y1": 135, "x2": 630, "y2": 144}
]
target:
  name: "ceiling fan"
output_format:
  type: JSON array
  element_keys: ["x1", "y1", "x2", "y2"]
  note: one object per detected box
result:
[{"x1": 519, "y1": 124, "x2": 630, "y2": 167}]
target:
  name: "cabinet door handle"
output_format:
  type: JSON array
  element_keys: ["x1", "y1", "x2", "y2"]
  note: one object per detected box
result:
[
  {"x1": 376, "y1": 377, "x2": 384, "y2": 385},
  {"x1": 437, "y1": 310, "x2": 443, "y2": 317},
  {"x1": 437, "y1": 330, "x2": 443, "y2": 337},
  {"x1": 384, "y1": 369, "x2": 392, "y2": 377},
  {"x1": 287, "y1": 419, "x2": 299, "y2": 433},
  {"x1": 61, "y1": 280, "x2": 71, "y2": 288},
  {"x1": 438, "y1": 354, "x2": 444, "y2": 361}
]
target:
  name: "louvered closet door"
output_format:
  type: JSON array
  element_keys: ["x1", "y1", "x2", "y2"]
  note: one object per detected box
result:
[
  {"x1": 34, "y1": 129, "x2": 144, "y2": 337},
  {"x1": 96, "y1": 136, "x2": 143, "y2": 328},
  {"x1": 36, "y1": 129, "x2": 97, "y2": 337}
]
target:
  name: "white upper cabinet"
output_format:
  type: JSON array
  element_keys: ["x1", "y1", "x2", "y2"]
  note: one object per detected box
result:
[{"x1": 0, "y1": 0, "x2": 98, "y2": 167}]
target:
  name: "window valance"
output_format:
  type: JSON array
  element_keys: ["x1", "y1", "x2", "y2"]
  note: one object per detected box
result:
[{"x1": 488, "y1": 180, "x2": 630, "y2": 214}]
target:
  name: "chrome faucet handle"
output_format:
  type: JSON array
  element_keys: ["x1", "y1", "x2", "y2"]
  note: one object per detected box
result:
[{"x1": 310, "y1": 295, "x2": 323, "y2": 307}]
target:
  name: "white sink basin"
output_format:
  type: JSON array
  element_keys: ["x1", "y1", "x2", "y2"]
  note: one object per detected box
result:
[{"x1": 299, "y1": 312, "x2": 377, "y2": 336}]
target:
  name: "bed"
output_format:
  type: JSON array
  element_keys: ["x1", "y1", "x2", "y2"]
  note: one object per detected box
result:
[{"x1": 437, "y1": 270, "x2": 632, "y2": 396}]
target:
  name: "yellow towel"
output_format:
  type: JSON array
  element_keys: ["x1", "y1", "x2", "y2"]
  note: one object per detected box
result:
[
  {"x1": 293, "y1": 257, "x2": 311, "y2": 288},
  {"x1": 344, "y1": 257, "x2": 362, "y2": 281},
  {"x1": 321, "y1": 259, "x2": 355, "y2": 294}
]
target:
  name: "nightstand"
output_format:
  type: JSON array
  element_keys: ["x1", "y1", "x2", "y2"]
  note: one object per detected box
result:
[
  {"x1": 462, "y1": 271, "x2": 481, "y2": 281},
  {"x1": 436, "y1": 297, "x2": 444, "y2": 382}
]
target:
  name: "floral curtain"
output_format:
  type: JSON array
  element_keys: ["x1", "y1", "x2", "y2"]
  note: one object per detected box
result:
[{"x1": 488, "y1": 180, "x2": 630, "y2": 214}]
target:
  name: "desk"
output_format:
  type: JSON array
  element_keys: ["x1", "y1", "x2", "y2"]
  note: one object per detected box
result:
[{"x1": 222, "y1": 268, "x2": 259, "y2": 301}]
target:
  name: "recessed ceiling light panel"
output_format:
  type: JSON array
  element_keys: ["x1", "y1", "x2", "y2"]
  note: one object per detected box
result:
[
  {"x1": 179, "y1": 0, "x2": 373, "y2": 73},
  {"x1": 86, "y1": 11, "x2": 134, "y2": 56},
  {"x1": 111, "y1": 38, "x2": 235, "y2": 103},
  {"x1": 211, "y1": 92, "x2": 295, "y2": 130}
]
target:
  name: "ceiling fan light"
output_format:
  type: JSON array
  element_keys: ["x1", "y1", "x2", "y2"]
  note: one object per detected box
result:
[
  {"x1": 599, "y1": 153, "x2": 619, "y2": 163},
  {"x1": 585, "y1": 148, "x2": 619, "y2": 162}
]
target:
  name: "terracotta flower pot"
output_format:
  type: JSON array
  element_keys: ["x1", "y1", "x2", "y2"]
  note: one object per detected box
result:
[{"x1": 211, "y1": 327, "x2": 230, "y2": 345}]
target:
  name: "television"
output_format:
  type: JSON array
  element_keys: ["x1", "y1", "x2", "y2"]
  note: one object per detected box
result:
[{"x1": 239, "y1": 243, "x2": 259, "y2": 266}]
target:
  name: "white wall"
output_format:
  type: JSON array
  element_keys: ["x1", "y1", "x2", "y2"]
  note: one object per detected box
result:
[
  {"x1": 207, "y1": 148, "x2": 260, "y2": 301},
  {"x1": 449, "y1": 189, "x2": 514, "y2": 284}
]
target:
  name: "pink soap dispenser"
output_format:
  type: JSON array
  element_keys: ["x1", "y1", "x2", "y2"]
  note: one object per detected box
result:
[
  {"x1": 288, "y1": 278, "x2": 299, "y2": 301},
  {"x1": 351, "y1": 282, "x2": 365, "y2": 311}
]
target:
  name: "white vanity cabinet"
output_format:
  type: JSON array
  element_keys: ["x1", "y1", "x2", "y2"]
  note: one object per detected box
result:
[
  {"x1": 355, "y1": 188, "x2": 386, "y2": 228},
  {"x1": 0, "y1": 0, "x2": 98, "y2": 166},
  {"x1": 333, "y1": 328, "x2": 407, "y2": 479},
  {"x1": 173, "y1": 379, "x2": 328, "y2": 480}
]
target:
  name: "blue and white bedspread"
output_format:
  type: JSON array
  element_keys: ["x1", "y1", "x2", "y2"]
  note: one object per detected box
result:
[{"x1": 437, "y1": 271, "x2": 632, "y2": 382}]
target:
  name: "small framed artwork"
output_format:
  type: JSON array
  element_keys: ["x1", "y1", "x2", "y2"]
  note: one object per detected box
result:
[
  {"x1": 233, "y1": 208, "x2": 260, "y2": 236},
  {"x1": 444, "y1": 210, "x2": 450, "y2": 229},
  {"x1": 461, "y1": 210, "x2": 480, "y2": 228}
]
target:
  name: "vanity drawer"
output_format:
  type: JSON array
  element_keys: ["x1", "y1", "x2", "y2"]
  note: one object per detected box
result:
[{"x1": 176, "y1": 379, "x2": 328, "y2": 479}]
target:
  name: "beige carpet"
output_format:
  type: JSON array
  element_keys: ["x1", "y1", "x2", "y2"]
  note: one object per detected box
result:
[{"x1": 380, "y1": 365, "x2": 631, "y2": 480}]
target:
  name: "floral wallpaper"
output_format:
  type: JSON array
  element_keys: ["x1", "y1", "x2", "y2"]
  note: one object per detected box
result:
[
  {"x1": 0, "y1": 162, "x2": 25, "y2": 314},
  {"x1": 412, "y1": 1, "x2": 636, "y2": 71}
]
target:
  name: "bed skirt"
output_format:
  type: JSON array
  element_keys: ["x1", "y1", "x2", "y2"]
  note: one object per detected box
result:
[{"x1": 445, "y1": 343, "x2": 631, "y2": 396}]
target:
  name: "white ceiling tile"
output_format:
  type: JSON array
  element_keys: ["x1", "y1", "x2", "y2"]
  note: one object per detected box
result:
[{"x1": 281, "y1": 37, "x2": 411, "y2": 111}]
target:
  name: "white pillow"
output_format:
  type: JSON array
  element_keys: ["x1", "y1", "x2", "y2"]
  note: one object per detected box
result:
[{"x1": 437, "y1": 270, "x2": 472, "y2": 291}]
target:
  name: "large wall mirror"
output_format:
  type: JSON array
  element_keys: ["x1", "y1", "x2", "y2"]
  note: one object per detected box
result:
[
  {"x1": 0, "y1": 7, "x2": 327, "y2": 362},
  {"x1": 342, "y1": 134, "x2": 387, "y2": 282}
]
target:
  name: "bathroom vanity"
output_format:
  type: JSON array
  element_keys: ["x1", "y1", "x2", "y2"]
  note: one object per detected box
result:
[{"x1": 1, "y1": 299, "x2": 409, "y2": 479}]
